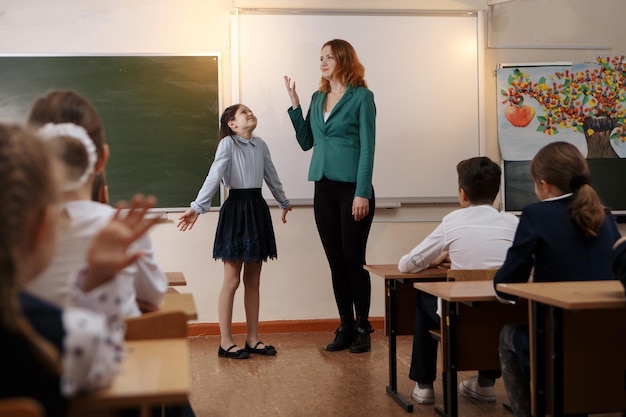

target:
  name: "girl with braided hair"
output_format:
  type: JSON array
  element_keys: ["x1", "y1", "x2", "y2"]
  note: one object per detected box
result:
[{"x1": 0, "y1": 123, "x2": 161, "y2": 417}]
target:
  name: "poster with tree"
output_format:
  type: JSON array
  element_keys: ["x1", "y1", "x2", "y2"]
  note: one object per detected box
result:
[{"x1": 497, "y1": 56, "x2": 626, "y2": 161}]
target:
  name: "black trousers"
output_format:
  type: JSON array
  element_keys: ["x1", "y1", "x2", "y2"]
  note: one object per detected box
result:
[{"x1": 314, "y1": 178, "x2": 375, "y2": 326}]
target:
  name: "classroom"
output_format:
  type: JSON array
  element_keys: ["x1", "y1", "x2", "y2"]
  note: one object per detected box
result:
[{"x1": 1, "y1": 0, "x2": 625, "y2": 416}]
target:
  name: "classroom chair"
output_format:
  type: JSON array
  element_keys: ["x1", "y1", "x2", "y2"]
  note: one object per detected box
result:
[
  {"x1": 0, "y1": 397, "x2": 44, "y2": 417},
  {"x1": 124, "y1": 310, "x2": 188, "y2": 341}
]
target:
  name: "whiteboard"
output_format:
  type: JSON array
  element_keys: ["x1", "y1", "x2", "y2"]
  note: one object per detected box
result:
[{"x1": 235, "y1": 11, "x2": 482, "y2": 202}]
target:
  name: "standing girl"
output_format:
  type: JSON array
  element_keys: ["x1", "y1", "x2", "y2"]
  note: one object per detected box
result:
[
  {"x1": 493, "y1": 141, "x2": 621, "y2": 417},
  {"x1": 284, "y1": 39, "x2": 376, "y2": 353},
  {"x1": 178, "y1": 104, "x2": 291, "y2": 359}
]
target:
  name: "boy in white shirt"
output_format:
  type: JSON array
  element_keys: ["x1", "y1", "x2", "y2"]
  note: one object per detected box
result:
[{"x1": 398, "y1": 156, "x2": 518, "y2": 405}]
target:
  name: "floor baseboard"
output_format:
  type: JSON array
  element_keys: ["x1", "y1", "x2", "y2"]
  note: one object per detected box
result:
[{"x1": 187, "y1": 317, "x2": 385, "y2": 337}]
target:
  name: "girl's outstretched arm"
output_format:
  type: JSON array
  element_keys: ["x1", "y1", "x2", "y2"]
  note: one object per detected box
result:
[{"x1": 177, "y1": 208, "x2": 199, "y2": 231}]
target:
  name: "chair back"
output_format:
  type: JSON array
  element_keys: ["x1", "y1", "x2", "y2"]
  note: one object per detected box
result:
[
  {"x1": 446, "y1": 268, "x2": 498, "y2": 282},
  {"x1": 0, "y1": 397, "x2": 44, "y2": 417},
  {"x1": 124, "y1": 310, "x2": 187, "y2": 340}
]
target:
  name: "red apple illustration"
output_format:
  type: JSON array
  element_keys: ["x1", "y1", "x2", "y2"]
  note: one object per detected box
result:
[{"x1": 504, "y1": 104, "x2": 535, "y2": 127}]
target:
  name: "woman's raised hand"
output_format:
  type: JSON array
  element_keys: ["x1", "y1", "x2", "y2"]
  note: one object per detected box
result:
[{"x1": 284, "y1": 76, "x2": 300, "y2": 109}]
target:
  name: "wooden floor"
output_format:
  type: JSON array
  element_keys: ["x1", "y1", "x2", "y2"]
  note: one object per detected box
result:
[{"x1": 185, "y1": 330, "x2": 621, "y2": 417}]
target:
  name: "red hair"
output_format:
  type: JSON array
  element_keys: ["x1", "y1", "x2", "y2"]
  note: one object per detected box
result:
[{"x1": 319, "y1": 39, "x2": 367, "y2": 93}]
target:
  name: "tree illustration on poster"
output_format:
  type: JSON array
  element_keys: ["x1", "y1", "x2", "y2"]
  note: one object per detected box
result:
[{"x1": 500, "y1": 56, "x2": 626, "y2": 159}]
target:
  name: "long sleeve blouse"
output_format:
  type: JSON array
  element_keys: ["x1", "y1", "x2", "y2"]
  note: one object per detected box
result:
[{"x1": 191, "y1": 135, "x2": 290, "y2": 213}]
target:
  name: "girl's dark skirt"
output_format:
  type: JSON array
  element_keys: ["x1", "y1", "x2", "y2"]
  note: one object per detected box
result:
[{"x1": 213, "y1": 188, "x2": 277, "y2": 263}]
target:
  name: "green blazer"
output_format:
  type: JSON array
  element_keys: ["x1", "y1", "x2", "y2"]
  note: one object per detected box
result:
[{"x1": 287, "y1": 85, "x2": 376, "y2": 198}]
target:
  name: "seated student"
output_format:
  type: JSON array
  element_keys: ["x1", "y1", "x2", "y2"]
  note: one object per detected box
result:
[
  {"x1": 611, "y1": 236, "x2": 626, "y2": 291},
  {"x1": 92, "y1": 170, "x2": 109, "y2": 204},
  {"x1": 494, "y1": 141, "x2": 621, "y2": 417},
  {"x1": 25, "y1": 90, "x2": 167, "y2": 317},
  {"x1": 398, "y1": 156, "x2": 519, "y2": 405},
  {"x1": 0, "y1": 124, "x2": 161, "y2": 417}
]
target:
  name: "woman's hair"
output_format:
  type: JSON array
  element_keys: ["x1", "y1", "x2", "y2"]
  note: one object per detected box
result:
[
  {"x1": 456, "y1": 156, "x2": 501, "y2": 205},
  {"x1": 319, "y1": 39, "x2": 368, "y2": 93},
  {"x1": 530, "y1": 141, "x2": 607, "y2": 238},
  {"x1": 0, "y1": 123, "x2": 62, "y2": 374},
  {"x1": 218, "y1": 104, "x2": 242, "y2": 140},
  {"x1": 27, "y1": 90, "x2": 106, "y2": 162}
]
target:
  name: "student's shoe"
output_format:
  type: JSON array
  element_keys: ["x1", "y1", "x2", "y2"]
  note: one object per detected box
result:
[
  {"x1": 218, "y1": 344, "x2": 250, "y2": 359},
  {"x1": 245, "y1": 341, "x2": 277, "y2": 356},
  {"x1": 411, "y1": 382, "x2": 434, "y2": 405},
  {"x1": 459, "y1": 375, "x2": 496, "y2": 402}
]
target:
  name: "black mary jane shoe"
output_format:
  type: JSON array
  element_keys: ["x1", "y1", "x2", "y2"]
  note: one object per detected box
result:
[
  {"x1": 325, "y1": 324, "x2": 355, "y2": 351},
  {"x1": 245, "y1": 341, "x2": 277, "y2": 356},
  {"x1": 218, "y1": 344, "x2": 250, "y2": 359}
]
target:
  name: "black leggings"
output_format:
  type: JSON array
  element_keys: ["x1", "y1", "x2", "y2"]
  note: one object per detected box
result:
[{"x1": 314, "y1": 178, "x2": 375, "y2": 325}]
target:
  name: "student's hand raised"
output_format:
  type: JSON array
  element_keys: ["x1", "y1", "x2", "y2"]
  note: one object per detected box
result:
[
  {"x1": 284, "y1": 76, "x2": 300, "y2": 110},
  {"x1": 177, "y1": 208, "x2": 199, "y2": 231},
  {"x1": 79, "y1": 195, "x2": 160, "y2": 292}
]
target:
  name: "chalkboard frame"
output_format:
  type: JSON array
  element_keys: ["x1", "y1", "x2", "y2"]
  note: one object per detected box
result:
[{"x1": 0, "y1": 53, "x2": 221, "y2": 209}]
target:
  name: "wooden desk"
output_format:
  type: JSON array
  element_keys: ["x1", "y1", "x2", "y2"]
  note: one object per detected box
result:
[
  {"x1": 166, "y1": 271, "x2": 187, "y2": 286},
  {"x1": 69, "y1": 339, "x2": 189, "y2": 417},
  {"x1": 161, "y1": 292, "x2": 197, "y2": 320},
  {"x1": 413, "y1": 281, "x2": 527, "y2": 417},
  {"x1": 497, "y1": 281, "x2": 626, "y2": 417},
  {"x1": 365, "y1": 264, "x2": 448, "y2": 413}
]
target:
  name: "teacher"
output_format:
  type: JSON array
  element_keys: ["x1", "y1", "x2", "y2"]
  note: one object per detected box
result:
[{"x1": 284, "y1": 39, "x2": 376, "y2": 353}]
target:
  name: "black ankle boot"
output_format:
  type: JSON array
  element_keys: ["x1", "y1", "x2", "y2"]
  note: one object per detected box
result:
[
  {"x1": 325, "y1": 323, "x2": 355, "y2": 351},
  {"x1": 350, "y1": 323, "x2": 373, "y2": 353}
]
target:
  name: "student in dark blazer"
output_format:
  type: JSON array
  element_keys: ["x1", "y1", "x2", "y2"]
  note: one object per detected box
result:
[
  {"x1": 493, "y1": 141, "x2": 621, "y2": 417},
  {"x1": 284, "y1": 39, "x2": 376, "y2": 353},
  {"x1": 611, "y1": 236, "x2": 626, "y2": 291}
]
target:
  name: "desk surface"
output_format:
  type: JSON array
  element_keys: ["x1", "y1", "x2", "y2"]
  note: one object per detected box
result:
[
  {"x1": 413, "y1": 280, "x2": 496, "y2": 302},
  {"x1": 70, "y1": 339, "x2": 189, "y2": 413},
  {"x1": 365, "y1": 264, "x2": 448, "y2": 280},
  {"x1": 497, "y1": 280, "x2": 626, "y2": 310}
]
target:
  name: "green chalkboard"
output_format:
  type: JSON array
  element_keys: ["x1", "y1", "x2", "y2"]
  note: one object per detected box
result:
[{"x1": 0, "y1": 55, "x2": 220, "y2": 208}]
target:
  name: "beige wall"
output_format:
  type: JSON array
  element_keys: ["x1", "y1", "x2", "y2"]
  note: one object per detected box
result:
[{"x1": 1, "y1": 0, "x2": 625, "y2": 323}]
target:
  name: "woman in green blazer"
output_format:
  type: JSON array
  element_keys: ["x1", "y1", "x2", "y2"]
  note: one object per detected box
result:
[{"x1": 284, "y1": 39, "x2": 376, "y2": 353}]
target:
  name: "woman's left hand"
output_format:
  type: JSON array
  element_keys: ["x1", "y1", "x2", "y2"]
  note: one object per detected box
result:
[{"x1": 352, "y1": 196, "x2": 370, "y2": 221}]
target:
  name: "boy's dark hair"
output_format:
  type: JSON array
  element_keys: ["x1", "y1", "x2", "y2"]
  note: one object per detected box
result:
[{"x1": 456, "y1": 156, "x2": 501, "y2": 205}]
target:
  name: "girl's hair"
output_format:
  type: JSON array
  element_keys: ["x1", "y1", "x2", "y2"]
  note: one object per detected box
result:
[
  {"x1": 530, "y1": 141, "x2": 607, "y2": 238},
  {"x1": 27, "y1": 90, "x2": 106, "y2": 162},
  {"x1": 0, "y1": 123, "x2": 62, "y2": 374},
  {"x1": 219, "y1": 104, "x2": 242, "y2": 140},
  {"x1": 319, "y1": 39, "x2": 368, "y2": 93}
]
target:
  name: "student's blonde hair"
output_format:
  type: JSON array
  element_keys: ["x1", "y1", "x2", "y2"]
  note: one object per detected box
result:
[
  {"x1": 0, "y1": 124, "x2": 62, "y2": 375},
  {"x1": 530, "y1": 141, "x2": 608, "y2": 238}
]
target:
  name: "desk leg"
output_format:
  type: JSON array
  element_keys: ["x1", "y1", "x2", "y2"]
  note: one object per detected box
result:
[
  {"x1": 385, "y1": 279, "x2": 414, "y2": 413},
  {"x1": 548, "y1": 306, "x2": 564, "y2": 417},
  {"x1": 532, "y1": 301, "x2": 546, "y2": 417},
  {"x1": 435, "y1": 301, "x2": 457, "y2": 417}
]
